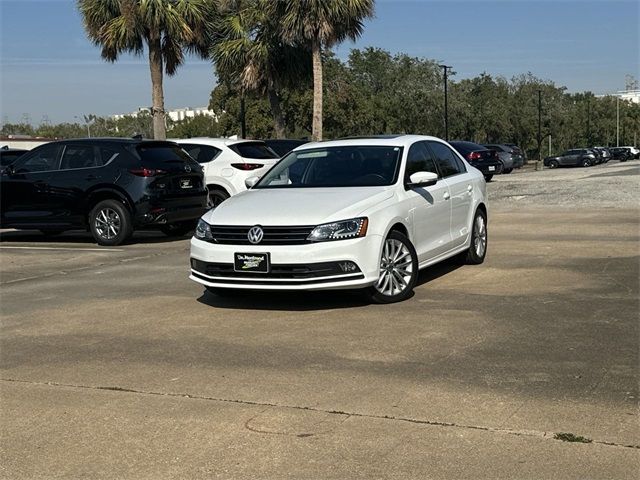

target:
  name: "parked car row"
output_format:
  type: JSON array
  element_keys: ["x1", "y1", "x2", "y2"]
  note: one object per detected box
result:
[
  {"x1": 544, "y1": 146, "x2": 638, "y2": 168},
  {"x1": 0, "y1": 134, "x2": 489, "y2": 303}
]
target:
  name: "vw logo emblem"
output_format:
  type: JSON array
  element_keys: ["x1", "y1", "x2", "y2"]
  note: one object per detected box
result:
[
  {"x1": 247, "y1": 225, "x2": 264, "y2": 244},
  {"x1": 184, "y1": 164, "x2": 192, "y2": 173}
]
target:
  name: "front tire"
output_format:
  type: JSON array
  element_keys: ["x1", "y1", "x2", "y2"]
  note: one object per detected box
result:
[
  {"x1": 581, "y1": 158, "x2": 591, "y2": 167},
  {"x1": 465, "y1": 209, "x2": 487, "y2": 265},
  {"x1": 366, "y1": 231, "x2": 418, "y2": 304},
  {"x1": 89, "y1": 199, "x2": 133, "y2": 246},
  {"x1": 547, "y1": 160, "x2": 559, "y2": 169}
]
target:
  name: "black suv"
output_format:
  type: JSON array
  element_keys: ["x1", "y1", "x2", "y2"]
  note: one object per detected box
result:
[{"x1": 1, "y1": 138, "x2": 209, "y2": 245}]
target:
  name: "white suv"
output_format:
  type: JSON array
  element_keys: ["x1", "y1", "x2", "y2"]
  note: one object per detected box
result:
[
  {"x1": 175, "y1": 138, "x2": 280, "y2": 206},
  {"x1": 190, "y1": 135, "x2": 488, "y2": 303}
]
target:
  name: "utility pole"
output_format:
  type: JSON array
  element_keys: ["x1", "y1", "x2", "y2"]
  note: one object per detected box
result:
[
  {"x1": 549, "y1": 135, "x2": 551, "y2": 156},
  {"x1": 586, "y1": 96, "x2": 591, "y2": 146},
  {"x1": 439, "y1": 65, "x2": 452, "y2": 140},
  {"x1": 537, "y1": 89, "x2": 542, "y2": 164},
  {"x1": 616, "y1": 95, "x2": 620, "y2": 147}
]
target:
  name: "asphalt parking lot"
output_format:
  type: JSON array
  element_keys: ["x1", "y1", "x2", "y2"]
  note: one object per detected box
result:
[{"x1": 1, "y1": 161, "x2": 638, "y2": 479}]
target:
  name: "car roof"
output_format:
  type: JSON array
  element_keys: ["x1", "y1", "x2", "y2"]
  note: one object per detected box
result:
[
  {"x1": 294, "y1": 134, "x2": 447, "y2": 151},
  {"x1": 37, "y1": 137, "x2": 178, "y2": 146},
  {"x1": 172, "y1": 137, "x2": 267, "y2": 147},
  {"x1": 0, "y1": 146, "x2": 28, "y2": 152}
]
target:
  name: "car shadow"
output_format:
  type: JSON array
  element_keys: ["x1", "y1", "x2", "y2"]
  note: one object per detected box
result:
[
  {"x1": 0, "y1": 229, "x2": 190, "y2": 245},
  {"x1": 415, "y1": 256, "x2": 464, "y2": 288},
  {"x1": 196, "y1": 256, "x2": 464, "y2": 312}
]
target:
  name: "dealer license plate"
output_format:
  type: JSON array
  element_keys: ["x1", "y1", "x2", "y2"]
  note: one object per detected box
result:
[
  {"x1": 234, "y1": 252, "x2": 270, "y2": 273},
  {"x1": 179, "y1": 178, "x2": 193, "y2": 189},
  {"x1": 488, "y1": 166, "x2": 496, "y2": 171}
]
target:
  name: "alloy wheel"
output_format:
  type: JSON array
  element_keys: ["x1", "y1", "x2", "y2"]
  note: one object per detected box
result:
[
  {"x1": 474, "y1": 214, "x2": 487, "y2": 258},
  {"x1": 94, "y1": 207, "x2": 121, "y2": 240},
  {"x1": 375, "y1": 238, "x2": 414, "y2": 297}
]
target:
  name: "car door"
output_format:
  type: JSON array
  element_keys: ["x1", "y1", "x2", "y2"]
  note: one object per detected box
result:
[
  {"x1": 45, "y1": 143, "x2": 115, "y2": 226},
  {"x1": 402, "y1": 141, "x2": 452, "y2": 262},
  {"x1": 0, "y1": 143, "x2": 63, "y2": 227},
  {"x1": 560, "y1": 150, "x2": 576, "y2": 166},
  {"x1": 428, "y1": 141, "x2": 473, "y2": 249}
]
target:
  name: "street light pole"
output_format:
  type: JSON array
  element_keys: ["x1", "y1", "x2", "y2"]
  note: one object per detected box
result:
[
  {"x1": 616, "y1": 95, "x2": 620, "y2": 147},
  {"x1": 439, "y1": 65, "x2": 452, "y2": 140},
  {"x1": 537, "y1": 89, "x2": 542, "y2": 163}
]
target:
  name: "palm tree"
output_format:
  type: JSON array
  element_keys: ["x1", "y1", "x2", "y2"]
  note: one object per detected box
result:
[
  {"x1": 282, "y1": 0, "x2": 374, "y2": 141},
  {"x1": 77, "y1": 0, "x2": 215, "y2": 140},
  {"x1": 211, "y1": 0, "x2": 310, "y2": 139}
]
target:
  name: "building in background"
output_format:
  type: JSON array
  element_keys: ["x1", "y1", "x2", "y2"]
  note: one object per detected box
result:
[{"x1": 111, "y1": 107, "x2": 218, "y2": 122}]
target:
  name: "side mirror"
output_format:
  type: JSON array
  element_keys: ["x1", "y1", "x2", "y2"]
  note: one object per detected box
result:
[
  {"x1": 245, "y1": 176, "x2": 260, "y2": 189},
  {"x1": 407, "y1": 171, "x2": 438, "y2": 188},
  {"x1": 2, "y1": 165, "x2": 15, "y2": 176}
]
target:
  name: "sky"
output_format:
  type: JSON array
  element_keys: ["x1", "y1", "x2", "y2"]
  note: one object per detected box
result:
[{"x1": 0, "y1": 0, "x2": 638, "y2": 124}]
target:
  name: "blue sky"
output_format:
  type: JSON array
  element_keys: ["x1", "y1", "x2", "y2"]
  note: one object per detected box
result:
[{"x1": 1, "y1": 0, "x2": 638, "y2": 124}]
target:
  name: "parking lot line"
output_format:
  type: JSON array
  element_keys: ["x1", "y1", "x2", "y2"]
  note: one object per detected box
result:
[{"x1": 0, "y1": 246, "x2": 123, "y2": 252}]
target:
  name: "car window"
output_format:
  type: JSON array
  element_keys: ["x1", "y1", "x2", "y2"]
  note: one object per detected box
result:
[
  {"x1": 181, "y1": 144, "x2": 222, "y2": 163},
  {"x1": 230, "y1": 142, "x2": 279, "y2": 160},
  {"x1": 406, "y1": 141, "x2": 439, "y2": 180},
  {"x1": 60, "y1": 145, "x2": 101, "y2": 170},
  {"x1": 256, "y1": 146, "x2": 403, "y2": 188},
  {"x1": 101, "y1": 147, "x2": 120, "y2": 165},
  {"x1": 13, "y1": 144, "x2": 63, "y2": 173},
  {"x1": 427, "y1": 141, "x2": 464, "y2": 178}
]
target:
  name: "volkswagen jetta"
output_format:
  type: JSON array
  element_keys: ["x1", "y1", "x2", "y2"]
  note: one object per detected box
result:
[{"x1": 190, "y1": 135, "x2": 488, "y2": 303}]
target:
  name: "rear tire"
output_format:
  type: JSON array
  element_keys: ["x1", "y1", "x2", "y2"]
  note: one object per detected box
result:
[
  {"x1": 547, "y1": 160, "x2": 559, "y2": 169},
  {"x1": 366, "y1": 231, "x2": 418, "y2": 304},
  {"x1": 484, "y1": 174, "x2": 493, "y2": 182},
  {"x1": 465, "y1": 209, "x2": 487, "y2": 265},
  {"x1": 581, "y1": 158, "x2": 591, "y2": 167},
  {"x1": 89, "y1": 199, "x2": 133, "y2": 246},
  {"x1": 208, "y1": 188, "x2": 229, "y2": 208},
  {"x1": 504, "y1": 168, "x2": 513, "y2": 174}
]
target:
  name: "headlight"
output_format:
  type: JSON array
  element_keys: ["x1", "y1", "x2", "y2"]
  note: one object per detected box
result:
[
  {"x1": 307, "y1": 217, "x2": 368, "y2": 242},
  {"x1": 194, "y1": 218, "x2": 213, "y2": 240}
]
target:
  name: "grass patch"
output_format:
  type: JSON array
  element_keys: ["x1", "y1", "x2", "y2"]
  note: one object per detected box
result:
[{"x1": 554, "y1": 432, "x2": 593, "y2": 443}]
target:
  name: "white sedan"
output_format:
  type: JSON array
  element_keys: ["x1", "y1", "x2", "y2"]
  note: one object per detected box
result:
[{"x1": 190, "y1": 135, "x2": 488, "y2": 303}]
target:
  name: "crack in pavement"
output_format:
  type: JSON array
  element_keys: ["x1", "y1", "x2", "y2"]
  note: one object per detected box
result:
[{"x1": 3, "y1": 377, "x2": 638, "y2": 450}]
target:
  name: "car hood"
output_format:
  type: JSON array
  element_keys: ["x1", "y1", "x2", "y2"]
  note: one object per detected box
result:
[{"x1": 203, "y1": 186, "x2": 394, "y2": 226}]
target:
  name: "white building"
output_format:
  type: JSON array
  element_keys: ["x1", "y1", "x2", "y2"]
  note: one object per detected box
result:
[
  {"x1": 112, "y1": 106, "x2": 218, "y2": 122},
  {"x1": 616, "y1": 90, "x2": 640, "y2": 104}
]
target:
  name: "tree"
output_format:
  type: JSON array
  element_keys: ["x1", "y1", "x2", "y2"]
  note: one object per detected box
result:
[
  {"x1": 211, "y1": 0, "x2": 310, "y2": 138},
  {"x1": 77, "y1": 0, "x2": 214, "y2": 140},
  {"x1": 281, "y1": 0, "x2": 374, "y2": 141}
]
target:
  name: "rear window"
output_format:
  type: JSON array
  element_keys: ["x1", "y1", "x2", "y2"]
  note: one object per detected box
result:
[
  {"x1": 133, "y1": 143, "x2": 199, "y2": 167},
  {"x1": 229, "y1": 142, "x2": 279, "y2": 160}
]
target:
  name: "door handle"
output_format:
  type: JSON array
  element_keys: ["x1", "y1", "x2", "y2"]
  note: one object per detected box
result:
[
  {"x1": 85, "y1": 174, "x2": 98, "y2": 181},
  {"x1": 443, "y1": 191, "x2": 450, "y2": 200},
  {"x1": 467, "y1": 185, "x2": 473, "y2": 192}
]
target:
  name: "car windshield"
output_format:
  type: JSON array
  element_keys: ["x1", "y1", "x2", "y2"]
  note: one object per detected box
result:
[{"x1": 255, "y1": 145, "x2": 403, "y2": 188}]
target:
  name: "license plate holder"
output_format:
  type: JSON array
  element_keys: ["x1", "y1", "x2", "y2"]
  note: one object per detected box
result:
[
  {"x1": 180, "y1": 178, "x2": 193, "y2": 189},
  {"x1": 234, "y1": 252, "x2": 270, "y2": 273},
  {"x1": 488, "y1": 166, "x2": 496, "y2": 171}
]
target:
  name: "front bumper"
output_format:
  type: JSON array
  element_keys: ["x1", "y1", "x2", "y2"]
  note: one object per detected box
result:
[{"x1": 189, "y1": 235, "x2": 382, "y2": 291}]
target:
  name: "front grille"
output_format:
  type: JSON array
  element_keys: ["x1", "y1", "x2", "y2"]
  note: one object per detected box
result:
[{"x1": 210, "y1": 225, "x2": 314, "y2": 245}]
